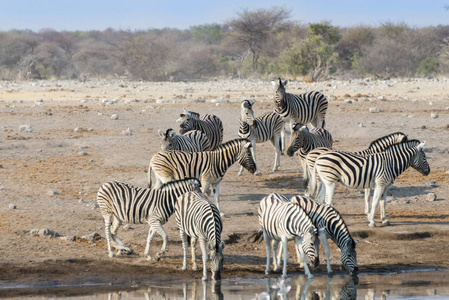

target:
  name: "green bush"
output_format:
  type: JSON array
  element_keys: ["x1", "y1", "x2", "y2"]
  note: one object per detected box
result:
[{"x1": 418, "y1": 57, "x2": 439, "y2": 76}]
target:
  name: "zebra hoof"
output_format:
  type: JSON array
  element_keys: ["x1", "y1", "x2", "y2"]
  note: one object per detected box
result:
[
  {"x1": 108, "y1": 252, "x2": 115, "y2": 258},
  {"x1": 220, "y1": 212, "x2": 226, "y2": 217},
  {"x1": 193, "y1": 265, "x2": 198, "y2": 271},
  {"x1": 368, "y1": 222, "x2": 377, "y2": 228},
  {"x1": 382, "y1": 220, "x2": 391, "y2": 226},
  {"x1": 265, "y1": 270, "x2": 270, "y2": 275},
  {"x1": 202, "y1": 276, "x2": 207, "y2": 281}
]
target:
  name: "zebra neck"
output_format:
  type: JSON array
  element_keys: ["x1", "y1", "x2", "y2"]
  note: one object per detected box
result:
[
  {"x1": 384, "y1": 147, "x2": 416, "y2": 178},
  {"x1": 238, "y1": 121, "x2": 251, "y2": 137},
  {"x1": 213, "y1": 141, "x2": 242, "y2": 174}
]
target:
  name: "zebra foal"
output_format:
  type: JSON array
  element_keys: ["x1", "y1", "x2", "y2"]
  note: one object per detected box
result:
[
  {"x1": 96, "y1": 178, "x2": 201, "y2": 260},
  {"x1": 272, "y1": 78, "x2": 328, "y2": 151},
  {"x1": 315, "y1": 140, "x2": 430, "y2": 227},
  {"x1": 148, "y1": 138, "x2": 257, "y2": 212},
  {"x1": 258, "y1": 193, "x2": 319, "y2": 278},
  {"x1": 238, "y1": 99, "x2": 284, "y2": 175},
  {"x1": 177, "y1": 109, "x2": 223, "y2": 150},
  {"x1": 159, "y1": 128, "x2": 211, "y2": 152},
  {"x1": 175, "y1": 191, "x2": 224, "y2": 281}
]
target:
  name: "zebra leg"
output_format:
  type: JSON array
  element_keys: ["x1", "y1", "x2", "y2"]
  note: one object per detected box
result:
[
  {"x1": 295, "y1": 236, "x2": 313, "y2": 279},
  {"x1": 212, "y1": 183, "x2": 222, "y2": 213},
  {"x1": 180, "y1": 230, "x2": 188, "y2": 270},
  {"x1": 110, "y1": 216, "x2": 132, "y2": 255},
  {"x1": 364, "y1": 188, "x2": 372, "y2": 215},
  {"x1": 368, "y1": 185, "x2": 386, "y2": 227},
  {"x1": 281, "y1": 236, "x2": 289, "y2": 278},
  {"x1": 319, "y1": 230, "x2": 332, "y2": 274},
  {"x1": 272, "y1": 239, "x2": 280, "y2": 272},
  {"x1": 263, "y1": 230, "x2": 272, "y2": 274},
  {"x1": 103, "y1": 214, "x2": 114, "y2": 258},
  {"x1": 323, "y1": 181, "x2": 336, "y2": 206},
  {"x1": 270, "y1": 136, "x2": 281, "y2": 172},
  {"x1": 155, "y1": 225, "x2": 169, "y2": 260},
  {"x1": 281, "y1": 127, "x2": 286, "y2": 155},
  {"x1": 199, "y1": 238, "x2": 209, "y2": 281},
  {"x1": 144, "y1": 226, "x2": 158, "y2": 260},
  {"x1": 381, "y1": 185, "x2": 391, "y2": 225},
  {"x1": 191, "y1": 236, "x2": 198, "y2": 271},
  {"x1": 301, "y1": 159, "x2": 309, "y2": 188}
]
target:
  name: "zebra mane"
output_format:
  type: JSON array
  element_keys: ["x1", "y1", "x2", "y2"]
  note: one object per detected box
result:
[
  {"x1": 158, "y1": 178, "x2": 200, "y2": 190},
  {"x1": 367, "y1": 132, "x2": 407, "y2": 149},
  {"x1": 385, "y1": 139, "x2": 421, "y2": 150}
]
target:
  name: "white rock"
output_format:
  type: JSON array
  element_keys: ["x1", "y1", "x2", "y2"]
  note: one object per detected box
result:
[
  {"x1": 9, "y1": 204, "x2": 16, "y2": 209},
  {"x1": 110, "y1": 114, "x2": 119, "y2": 120},
  {"x1": 369, "y1": 107, "x2": 382, "y2": 113},
  {"x1": 19, "y1": 125, "x2": 33, "y2": 132},
  {"x1": 427, "y1": 193, "x2": 437, "y2": 202},
  {"x1": 156, "y1": 99, "x2": 168, "y2": 104},
  {"x1": 121, "y1": 128, "x2": 132, "y2": 136},
  {"x1": 431, "y1": 113, "x2": 439, "y2": 119}
]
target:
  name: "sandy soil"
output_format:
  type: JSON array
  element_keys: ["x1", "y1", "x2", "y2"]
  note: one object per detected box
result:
[{"x1": 0, "y1": 78, "x2": 448, "y2": 296}]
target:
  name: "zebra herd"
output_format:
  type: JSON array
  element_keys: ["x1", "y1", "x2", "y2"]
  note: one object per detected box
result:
[{"x1": 96, "y1": 77, "x2": 430, "y2": 280}]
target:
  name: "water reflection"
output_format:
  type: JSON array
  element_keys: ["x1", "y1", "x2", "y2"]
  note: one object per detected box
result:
[{"x1": 6, "y1": 270, "x2": 449, "y2": 299}]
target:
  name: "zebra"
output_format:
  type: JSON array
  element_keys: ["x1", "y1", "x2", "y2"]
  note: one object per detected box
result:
[
  {"x1": 258, "y1": 193, "x2": 319, "y2": 278},
  {"x1": 148, "y1": 138, "x2": 257, "y2": 212},
  {"x1": 175, "y1": 191, "x2": 224, "y2": 281},
  {"x1": 272, "y1": 78, "x2": 328, "y2": 151},
  {"x1": 307, "y1": 132, "x2": 408, "y2": 208},
  {"x1": 177, "y1": 108, "x2": 223, "y2": 150},
  {"x1": 238, "y1": 99, "x2": 284, "y2": 175},
  {"x1": 286, "y1": 124, "x2": 333, "y2": 187},
  {"x1": 315, "y1": 140, "x2": 430, "y2": 227},
  {"x1": 158, "y1": 128, "x2": 212, "y2": 152},
  {"x1": 96, "y1": 178, "x2": 201, "y2": 260},
  {"x1": 288, "y1": 195, "x2": 358, "y2": 275}
]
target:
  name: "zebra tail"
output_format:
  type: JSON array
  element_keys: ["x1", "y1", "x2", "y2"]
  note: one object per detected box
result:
[
  {"x1": 278, "y1": 136, "x2": 283, "y2": 153},
  {"x1": 249, "y1": 229, "x2": 264, "y2": 243},
  {"x1": 322, "y1": 119, "x2": 326, "y2": 129}
]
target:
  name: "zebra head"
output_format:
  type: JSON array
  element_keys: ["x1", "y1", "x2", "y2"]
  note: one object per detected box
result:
[
  {"x1": 412, "y1": 142, "x2": 430, "y2": 176},
  {"x1": 210, "y1": 241, "x2": 225, "y2": 281},
  {"x1": 286, "y1": 123, "x2": 307, "y2": 156},
  {"x1": 159, "y1": 128, "x2": 177, "y2": 150},
  {"x1": 240, "y1": 99, "x2": 256, "y2": 127},
  {"x1": 272, "y1": 78, "x2": 288, "y2": 108},
  {"x1": 340, "y1": 239, "x2": 358, "y2": 275},
  {"x1": 238, "y1": 141, "x2": 257, "y2": 174},
  {"x1": 301, "y1": 226, "x2": 320, "y2": 268}
]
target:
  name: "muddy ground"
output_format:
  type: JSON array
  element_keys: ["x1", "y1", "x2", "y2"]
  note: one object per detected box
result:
[{"x1": 0, "y1": 78, "x2": 448, "y2": 296}]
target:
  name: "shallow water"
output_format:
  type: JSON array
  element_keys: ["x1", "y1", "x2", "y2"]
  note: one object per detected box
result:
[{"x1": 4, "y1": 269, "x2": 449, "y2": 299}]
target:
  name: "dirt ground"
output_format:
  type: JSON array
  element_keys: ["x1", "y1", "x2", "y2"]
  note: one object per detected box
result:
[{"x1": 0, "y1": 78, "x2": 448, "y2": 296}]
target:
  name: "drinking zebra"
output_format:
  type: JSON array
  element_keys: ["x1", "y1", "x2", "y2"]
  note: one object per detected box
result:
[
  {"x1": 159, "y1": 128, "x2": 212, "y2": 151},
  {"x1": 286, "y1": 124, "x2": 333, "y2": 187},
  {"x1": 306, "y1": 132, "x2": 408, "y2": 202},
  {"x1": 272, "y1": 78, "x2": 328, "y2": 151},
  {"x1": 177, "y1": 108, "x2": 223, "y2": 150},
  {"x1": 238, "y1": 99, "x2": 284, "y2": 175},
  {"x1": 96, "y1": 178, "x2": 201, "y2": 260},
  {"x1": 315, "y1": 140, "x2": 430, "y2": 227},
  {"x1": 289, "y1": 195, "x2": 358, "y2": 275},
  {"x1": 148, "y1": 138, "x2": 257, "y2": 212},
  {"x1": 258, "y1": 193, "x2": 319, "y2": 278},
  {"x1": 175, "y1": 191, "x2": 224, "y2": 281}
]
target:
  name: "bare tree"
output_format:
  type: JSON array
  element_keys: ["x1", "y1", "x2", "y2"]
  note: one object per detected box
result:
[{"x1": 228, "y1": 7, "x2": 291, "y2": 72}]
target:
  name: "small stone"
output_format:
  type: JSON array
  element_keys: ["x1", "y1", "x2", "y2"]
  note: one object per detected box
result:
[
  {"x1": 19, "y1": 125, "x2": 33, "y2": 132},
  {"x1": 9, "y1": 204, "x2": 16, "y2": 209},
  {"x1": 427, "y1": 193, "x2": 437, "y2": 202},
  {"x1": 421, "y1": 125, "x2": 427, "y2": 129},
  {"x1": 369, "y1": 107, "x2": 381, "y2": 113},
  {"x1": 81, "y1": 232, "x2": 101, "y2": 242},
  {"x1": 426, "y1": 181, "x2": 437, "y2": 187},
  {"x1": 121, "y1": 128, "x2": 132, "y2": 136},
  {"x1": 47, "y1": 190, "x2": 58, "y2": 196},
  {"x1": 60, "y1": 236, "x2": 76, "y2": 242},
  {"x1": 110, "y1": 114, "x2": 119, "y2": 120},
  {"x1": 431, "y1": 113, "x2": 439, "y2": 119},
  {"x1": 78, "y1": 151, "x2": 88, "y2": 156}
]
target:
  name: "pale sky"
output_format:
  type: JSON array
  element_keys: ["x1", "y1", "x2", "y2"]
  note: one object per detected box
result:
[{"x1": 1, "y1": 0, "x2": 448, "y2": 32}]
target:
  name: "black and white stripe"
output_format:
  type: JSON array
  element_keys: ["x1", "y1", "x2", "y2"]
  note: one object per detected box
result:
[
  {"x1": 96, "y1": 178, "x2": 201, "y2": 260},
  {"x1": 175, "y1": 191, "x2": 224, "y2": 281},
  {"x1": 306, "y1": 132, "x2": 408, "y2": 200},
  {"x1": 315, "y1": 140, "x2": 430, "y2": 227},
  {"x1": 290, "y1": 195, "x2": 358, "y2": 275},
  {"x1": 273, "y1": 78, "x2": 328, "y2": 151},
  {"x1": 159, "y1": 128, "x2": 212, "y2": 152},
  {"x1": 148, "y1": 138, "x2": 257, "y2": 211},
  {"x1": 286, "y1": 124, "x2": 333, "y2": 186},
  {"x1": 238, "y1": 99, "x2": 284, "y2": 175},
  {"x1": 177, "y1": 109, "x2": 223, "y2": 150},
  {"x1": 258, "y1": 193, "x2": 318, "y2": 278}
]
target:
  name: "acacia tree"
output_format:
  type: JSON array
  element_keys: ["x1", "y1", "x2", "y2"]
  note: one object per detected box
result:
[{"x1": 228, "y1": 7, "x2": 290, "y2": 72}]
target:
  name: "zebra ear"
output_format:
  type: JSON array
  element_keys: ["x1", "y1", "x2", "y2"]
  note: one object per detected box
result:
[
  {"x1": 283, "y1": 80, "x2": 288, "y2": 86},
  {"x1": 418, "y1": 141, "x2": 425, "y2": 150},
  {"x1": 292, "y1": 123, "x2": 302, "y2": 131},
  {"x1": 249, "y1": 99, "x2": 256, "y2": 105},
  {"x1": 167, "y1": 129, "x2": 175, "y2": 138},
  {"x1": 244, "y1": 142, "x2": 252, "y2": 149}
]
